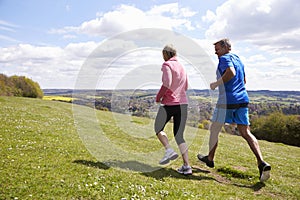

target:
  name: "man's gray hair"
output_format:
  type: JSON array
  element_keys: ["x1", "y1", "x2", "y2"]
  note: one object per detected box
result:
[{"x1": 214, "y1": 38, "x2": 231, "y2": 51}]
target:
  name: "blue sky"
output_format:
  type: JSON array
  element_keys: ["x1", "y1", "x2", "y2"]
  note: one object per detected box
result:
[{"x1": 1, "y1": 0, "x2": 299, "y2": 90}]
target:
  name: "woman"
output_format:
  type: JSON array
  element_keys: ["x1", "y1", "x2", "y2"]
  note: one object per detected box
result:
[{"x1": 154, "y1": 44, "x2": 192, "y2": 175}]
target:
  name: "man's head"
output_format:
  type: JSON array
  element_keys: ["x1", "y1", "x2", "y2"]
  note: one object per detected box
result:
[{"x1": 214, "y1": 38, "x2": 231, "y2": 57}]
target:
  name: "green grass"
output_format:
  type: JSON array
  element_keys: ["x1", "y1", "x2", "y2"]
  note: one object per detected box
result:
[{"x1": 1, "y1": 96, "x2": 300, "y2": 199}]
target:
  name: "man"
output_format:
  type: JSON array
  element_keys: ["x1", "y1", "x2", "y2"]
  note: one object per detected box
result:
[{"x1": 198, "y1": 38, "x2": 271, "y2": 182}]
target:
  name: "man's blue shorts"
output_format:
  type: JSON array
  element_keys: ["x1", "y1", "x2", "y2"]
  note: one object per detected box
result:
[{"x1": 211, "y1": 107, "x2": 250, "y2": 125}]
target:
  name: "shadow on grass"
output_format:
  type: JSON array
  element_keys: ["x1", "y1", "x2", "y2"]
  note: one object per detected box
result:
[
  {"x1": 73, "y1": 159, "x2": 215, "y2": 181},
  {"x1": 233, "y1": 182, "x2": 266, "y2": 192},
  {"x1": 251, "y1": 182, "x2": 266, "y2": 191},
  {"x1": 73, "y1": 159, "x2": 160, "y2": 172},
  {"x1": 73, "y1": 160, "x2": 110, "y2": 170},
  {"x1": 142, "y1": 167, "x2": 215, "y2": 182},
  {"x1": 74, "y1": 160, "x2": 266, "y2": 190},
  {"x1": 217, "y1": 166, "x2": 253, "y2": 179},
  {"x1": 215, "y1": 166, "x2": 266, "y2": 191}
]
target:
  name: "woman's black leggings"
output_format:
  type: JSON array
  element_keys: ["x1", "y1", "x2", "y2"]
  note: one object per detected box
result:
[{"x1": 154, "y1": 104, "x2": 188, "y2": 145}]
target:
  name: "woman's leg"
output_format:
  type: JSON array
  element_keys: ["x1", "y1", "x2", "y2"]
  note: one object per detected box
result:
[
  {"x1": 157, "y1": 131, "x2": 170, "y2": 149},
  {"x1": 173, "y1": 105, "x2": 190, "y2": 166},
  {"x1": 154, "y1": 106, "x2": 171, "y2": 149}
]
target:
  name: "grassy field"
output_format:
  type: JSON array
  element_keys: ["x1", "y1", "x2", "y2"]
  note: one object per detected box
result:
[{"x1": 0, "y1": 96, "x2": 299, "y2": 199}]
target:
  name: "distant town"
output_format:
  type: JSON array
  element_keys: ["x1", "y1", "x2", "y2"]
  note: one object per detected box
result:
[{"x1": 44, "y1": 89, "x2": 300, "y2": 127}]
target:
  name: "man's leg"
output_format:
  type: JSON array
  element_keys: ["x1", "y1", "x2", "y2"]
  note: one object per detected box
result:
[
  {"x1": 198, "y1": 107, "x2": 224, "y2": 167},
  {"x1": 208, "y1": 121, "x2": 223, "y2": 161},
  {"x1": 237, "y1": 125, "x2": 263, "y2": 165},
  {"x1": 238, "y1": 124, "x2": 271, "y2": 182}
]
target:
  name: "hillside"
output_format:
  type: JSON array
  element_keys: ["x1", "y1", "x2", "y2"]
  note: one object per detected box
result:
[{"x1": 0, "y1": 96, "x2": 299, "y2": 199}]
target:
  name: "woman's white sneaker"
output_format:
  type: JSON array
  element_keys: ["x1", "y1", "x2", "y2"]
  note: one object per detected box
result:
[
  {"x1": 159, "y1": 148, "x2": 178, "y2": 165},
  {"x1": 177, "y1": 165, "x2": 192, "y2": 175}
]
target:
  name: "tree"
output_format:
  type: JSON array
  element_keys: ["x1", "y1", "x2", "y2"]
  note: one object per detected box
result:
[{"x1": 0, "y1": 74, "x2": 43, "y2": 98}]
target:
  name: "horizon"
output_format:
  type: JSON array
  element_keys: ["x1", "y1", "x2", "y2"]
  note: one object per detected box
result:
[{"x1": 42, "y1": 88, "x2": 300, "y2": 92}]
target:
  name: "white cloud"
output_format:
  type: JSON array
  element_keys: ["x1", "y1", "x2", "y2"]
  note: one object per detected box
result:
[
  {"x1": 50, "y1": 3, "x2": 197, "y2": 38},
  {"x1": 202, "y1": 10, "x2": 216, "y2": 23},
  {"x1": 0, "y1": 20, "x2": 20, "y2": 43},
  {"x1": 271, "y1": 57, "x2": 298, "y2": 67},
  {"x1": 202, "y1": 0, "x2": 300, "y2": 91},
  {"x1": 205, "y1": 0, "x2": 300, "y2": 53},
  {"x1": 0, "y1": 34, "x2": 20, "y2": 43},
  {"x1": 65, "y1": 41, "x2": 98, "y2": 58},
  {"x1": 148, "y1": 3, "x2": 196, "y2": 18},
  {"x1": 63, "y1": 34, "x2": 77, "y2": 39},
  {"x1": 0, "y1": 20, "x2": 19, "y2": 31},
  {"x1": 65, "y1": 4, "x2": 71, "y2": 12},
  {"x1": 0, "y1": 42, "x2": 98, "y2": 88},
  {"x1": 241, "y1": 54, "x2": 300, "y2": 90},
  {"x1": 247, "y1": 54, "x2": 267, "y2": 62}
]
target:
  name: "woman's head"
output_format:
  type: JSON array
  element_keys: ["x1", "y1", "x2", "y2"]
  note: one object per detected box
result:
[{"x1": 162, "y1": 44, "x2": 176, "y2": 61}]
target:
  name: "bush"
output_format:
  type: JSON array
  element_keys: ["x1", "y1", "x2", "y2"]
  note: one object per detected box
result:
[
  {"x1": 251, "y1": 112, "x2": 300, "y2": 147},
  {"x1": 0, "y1": 74, "x2": 43, "y2": 98},
  {"x1": 0, "y1": 74, "x2": 14, "y2": 96}
]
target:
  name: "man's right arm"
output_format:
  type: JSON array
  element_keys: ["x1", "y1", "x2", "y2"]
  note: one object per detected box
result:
[{"x1": 210, "y1": 67, "x2": 236, "y2": 90}]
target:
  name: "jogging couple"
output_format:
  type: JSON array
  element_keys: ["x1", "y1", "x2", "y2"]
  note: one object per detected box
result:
[{"x1": 154, "y1": 39, "x2": 271, "y2": 182}]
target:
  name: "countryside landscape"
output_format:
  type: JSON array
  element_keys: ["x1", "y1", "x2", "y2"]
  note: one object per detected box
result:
[
  {"x1": 2, "y1": 0, "x2": 300, "y2": 199},
  {"x1": 1, "y1": 85, "x2": 300, "y2": 199}
]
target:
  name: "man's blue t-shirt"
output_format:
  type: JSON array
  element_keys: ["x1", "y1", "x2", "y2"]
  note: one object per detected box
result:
[{"x1": 216, "y1": 53, "x2": 249, "y2": 105}]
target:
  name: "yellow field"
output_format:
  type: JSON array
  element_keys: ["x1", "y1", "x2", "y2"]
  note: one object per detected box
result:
[{"x1": 43, "y1": 95, "x2": 74, "y2": 102}]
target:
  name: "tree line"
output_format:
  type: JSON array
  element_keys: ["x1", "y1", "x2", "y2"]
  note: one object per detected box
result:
[
  {"x1": 251, "y1": 112, "x2": 300, "y2": 147},
  {"x1": 0, "y1": 74, "x2": 43, "y2": 98}
]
